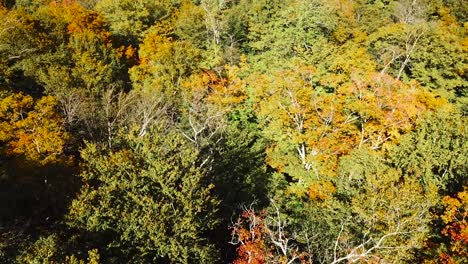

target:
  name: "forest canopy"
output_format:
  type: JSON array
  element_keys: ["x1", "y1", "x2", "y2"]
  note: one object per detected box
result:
[{"x1": 0, "y1": 0, "x2": 466, "y2": 263}]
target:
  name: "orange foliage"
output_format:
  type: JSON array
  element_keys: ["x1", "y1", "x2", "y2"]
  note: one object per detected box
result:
[
  {"x1": 250, "y1": 63, "x2": 447, "y2": 197},
  {"x1": 182, "y1": 67, "x2": 247, "y2": 107},
  {"x1": 0, "y1": 93, "x2": 71, "y2": 165},
  {"x1": 307, "y1": 180, "x2": 336, "y2": 201},
  {"x1": 438, "y1": 189, "x2": 468, "y2": 263},
  {"x1": 230, "y1": 209, "x2": 269, "y2": 264},
  {"x1": 40, "y1": 0, "x2": 113, "y2": 43}
]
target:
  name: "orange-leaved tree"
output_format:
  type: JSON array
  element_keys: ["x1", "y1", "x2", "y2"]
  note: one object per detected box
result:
[
  {"x1": 0, "y1": 92, "x2": 70, "y2": 165},
  {"x1": 438, "y1": 189, "x2": 468, "y2": 264},
  {"x1": 248, "y1": 62, "x2": 447, "y2": 199},
  {"x1": 230, "y1": 208, "x2": 269, "y2": 264}
]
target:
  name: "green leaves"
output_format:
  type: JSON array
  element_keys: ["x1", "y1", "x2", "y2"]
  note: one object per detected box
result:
[
  {"x1": 95, "y1": 0, "x2": 176, "y2": 45},
  {"x1": 409, "y1": 20, "x2": 467, "y2": 99},
  {"x1": 69, "y1": 127, "x2": 220, "y2": 262},
  {"x1": 390, "y1": 112, "x2": 467, "y2": 192},
  {"x1": 243, "y1": 0, "x2": 336, "y2": 71},
  {"x1": 326, "y1": 146, "x2": 437, "y2": 262}
]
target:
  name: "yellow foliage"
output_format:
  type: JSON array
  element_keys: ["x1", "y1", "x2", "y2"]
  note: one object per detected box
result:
[
  {"x1": 250, "y1": 62, "x2": 448, "y2": 194},
  {"x1": 0, "y1": 93, "x2": 70, "y2": 165},
  {"x1": 307, "y1": 180, "x2": 336, "y2": 201}
]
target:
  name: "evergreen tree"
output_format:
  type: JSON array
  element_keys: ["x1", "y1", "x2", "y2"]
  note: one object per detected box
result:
[{"x1": 68, "y1": 125, "x2": 220, "y2": 263}]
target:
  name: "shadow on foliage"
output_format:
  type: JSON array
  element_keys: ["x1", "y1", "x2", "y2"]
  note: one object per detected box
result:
[
  {"x1": 0, "y1": 156, "x2": 79, "y2": 252},
  {"x1": 207, "y1": 117, "x2": 272, "y2": 262}
]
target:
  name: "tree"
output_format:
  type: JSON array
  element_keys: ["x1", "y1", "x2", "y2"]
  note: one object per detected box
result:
[
  {"x1": 0, "y1": 92, "x2": 70, "y2": 165},
  {"x1": 0, "y1": 1, "x2": 130, "y2": 142},
  {"x1": 408, "y1": 10, "x2": 467, "y2": 102},
  {"x1": 0, "y1": 6, "x2": 39, "y2": 92},
  {"x1": 248, "y1": 62, "x2": 444, "y2": 198},
  {"x1": 68, "y1": 125, "x2": 220, "y2": 263},
  {"x1": 231, "y1": 146, "x2": 439, "y2": 263},
  {"x1": 390, "y1": 112, "x2": 467, "y2": 193},
  {"x1": 437, "y1": 189, "x2": 468, "y2": 264},
  {"x1": 241, "y1": 0, "x2": 337, "y2": 72},
  {"x1": 0, "y1": 92, "x2": 77, "y2": 252},
  {"x1": 230, "y1": 202, "x2": 309, "y2": 264},
  {"x1": 129, "y1": 23, "x2": 202, "y2": 97},
  {"x1": 95, "y1": 0, "x2": 176, "y2": 45},
  {"x1": 333, "y1": 147, "x2": 439, "y2": 263},
  {"x1": 230, "y1": 206, "x2": 270, "y2": 264},
  {"x1": 367, "y1": 22, "x2": 426, "y2": 80}
]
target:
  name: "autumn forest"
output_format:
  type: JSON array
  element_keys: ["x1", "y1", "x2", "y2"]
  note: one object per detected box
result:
[{"x1": 0, "y1": 0, "x2": 466, "y2": 263}]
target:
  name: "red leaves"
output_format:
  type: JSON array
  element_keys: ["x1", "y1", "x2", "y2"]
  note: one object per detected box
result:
[
  {"x1": 438, "y1": 190, "x2": 468, "y2": 263},
  {"x1": 230, "y1": 209, "x2": 269, "y2": 264}
]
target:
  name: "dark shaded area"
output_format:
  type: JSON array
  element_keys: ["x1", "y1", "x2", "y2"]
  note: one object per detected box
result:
[
  {"x1": 0, "y1": 156, "x2": 80, "y2": 261},
  {"x1": 206, "y1": 114, "x2": 272, "y2": 262},
  {"x1": 0, "y1": 157, "x2": 79, "y2": 224},
  {"x1": 0, "y1": 0, "x2": 16, "y2": 9}
]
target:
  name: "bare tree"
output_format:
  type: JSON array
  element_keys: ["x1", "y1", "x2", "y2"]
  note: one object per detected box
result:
[
  {"x1": 396, "y1": 27, "x2": 425, "y2": 80},
  {"x1": 394, "y1": 0, "x2": 428, "y2": 24},
  {"x1": 200, "y1": 0, "x2": 231, "y2": 45},
  {"x1": 128, "y1": 90, "x2": 168, "y2": 137},
  {"x1": 331, "y1": 221, "x2": 414, "y2": 264},
  {"x1": 102, "y1": 87, "x2": 134, "y2": 148},
  {"x1": 266, "y1": 200, "x2": 305, "y2": 264},
  {"x1": 377, "y1": 26, "x2": 425, "y2": 81},
  {"x1": 177, "y1": 82, "x2": 227, "y2": 156},
  {"x1": 58, "y1": 89, "x2": 85, "y2": 126}
]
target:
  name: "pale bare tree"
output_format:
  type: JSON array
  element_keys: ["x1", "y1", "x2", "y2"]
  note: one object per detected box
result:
[
  {"x1": 394, "y1": 0, "x2": 428, "y2": 24},
  {"x1": 200, "y1": 0, "x2": 231, "y2": 45},
  {"x1": 266, "y1": 200, "x2": 304, "y2": 264},
  {"x1": 396, "y1": 27, "x2": 425, "y2": 80},
  {"x1": 103, "y1": 87, "x2": 134, "y2": 148},
  {"x1": 331, "y1": 221, "x2": 413, "y2": 264},
  {"x1": 376, "y1": 23, "x2": 426, "y2": 80},
  {"x1": 58, "y1": 89, "x2": 85, "y2": 125},
  {"x1": 128, "y1": 90, "x2": 168, "y2": 137}
]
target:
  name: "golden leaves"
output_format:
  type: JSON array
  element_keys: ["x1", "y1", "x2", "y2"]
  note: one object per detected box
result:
[
  {"x1": 0, "y1": 93, "x2": 70, "y2": 165},
  {"x1": 248, "y1": 61, "x2": 448, "y2": 198}
]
